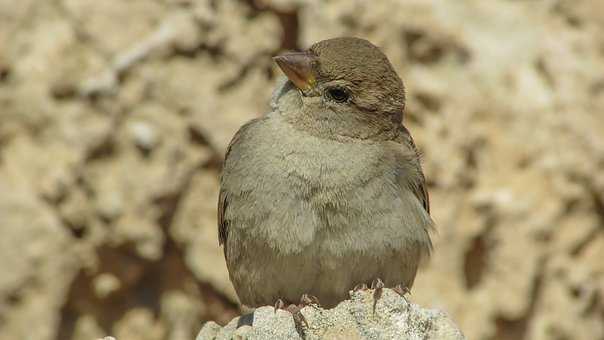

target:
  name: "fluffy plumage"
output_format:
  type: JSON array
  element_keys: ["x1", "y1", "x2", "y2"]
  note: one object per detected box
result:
[{"x1": 218, "y1": 37, "x2": 433, "y2": 308}]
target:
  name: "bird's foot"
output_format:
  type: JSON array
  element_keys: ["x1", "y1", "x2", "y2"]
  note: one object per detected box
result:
[
  {"x1": 273, "y1": 295, "x2": 319, "y2": 338},
  {"x1": 392, "y1": 283, "x2": 411, "y2": 302},
  {"x1": 273, "y1": 294, "x2": 320, "y2": 314},
  {"x1": 274, "y1": 298, "x2": 286, "y2": 312},
  {"x1": 351, "y1": 279, "x2": 411, "y2": 315},
  {"x1": 299, "y1": 293, "x2": 321, "y2": 308},
  {"x1": 352, "y1": 283, "x2": 368, "y2": 292},
  {"x1": 350, "y1": 278, "x2": 386, "y2": 315},
  {"x1": 371, "y1": 278, "x2": 385, "y2": 315}
]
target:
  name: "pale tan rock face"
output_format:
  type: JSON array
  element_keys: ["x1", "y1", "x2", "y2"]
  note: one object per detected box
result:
[
  {"x1": 198, "y1": 288, "x2": 466, "y2": 340},
  {"x1": 0, "y1": 0, "x2": 602, "y2": 340}
]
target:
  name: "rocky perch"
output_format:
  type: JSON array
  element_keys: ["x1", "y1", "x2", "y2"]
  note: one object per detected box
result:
[{"x1": 196, "y1": 288, "x2": 465, "y2": 340}]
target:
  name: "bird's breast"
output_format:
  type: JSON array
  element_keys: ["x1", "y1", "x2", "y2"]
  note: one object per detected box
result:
[
  {"x1": 269, "y1": 122, "x2": 385, "y2": 191},
  {"x1": 226, "y1": 114, "x2": 409, "y2": 254}
]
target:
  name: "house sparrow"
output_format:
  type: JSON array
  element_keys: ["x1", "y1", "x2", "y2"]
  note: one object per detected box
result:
[{"x1": 218, "y1": 37, "x2": 433, "y2": 312}]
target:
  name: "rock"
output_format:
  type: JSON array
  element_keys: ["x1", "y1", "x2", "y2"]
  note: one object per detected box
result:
[
  {"x1": 196, "y1": 288, "x2": 465, "y2": 340},
  {"x1": 129, "y1": 121, "x2": 161, "y2": 153},
  {"x1": 0, "y1": 169, "x2": 79, "y2": 340}
]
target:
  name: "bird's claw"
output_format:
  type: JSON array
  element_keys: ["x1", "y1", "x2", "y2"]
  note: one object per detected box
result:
[
  {"x1": 352, "y1": 283, "x2": 368, "y2": 292},
  {"x1": 274, "y1": 298, "x2": 286, "y2": 313},
  {"x1": 273, "y1": 296, "x2": 316, "y2": 338},
  {"x1": 371, "y1": 278, "x2": 385, "y2": 315},
  {"x1": 371, "y1": 278, "x2": 384, "y2": 290},
  {"x1": 300, "y1": 294, "x2": 320, "y2": 307},
  {"x1": 350, "y1": 278, "x2": 386, "y2": 315},
  {"x1": 393, "y1": 283, "x2": 411, "y2": 302}
]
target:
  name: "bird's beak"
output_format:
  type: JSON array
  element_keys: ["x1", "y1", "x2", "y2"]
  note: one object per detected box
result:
[{"x1": 273, "y1": 51, "x2": 317, "y2": 92}]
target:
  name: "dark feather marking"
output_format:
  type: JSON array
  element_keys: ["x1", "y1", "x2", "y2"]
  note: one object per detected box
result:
[
  {"x1": 218, "y1": 119, "x2": 260, "y2": 258},
  {"x1": 399, "y1": 125, "x2": 430, "y2": 215}
]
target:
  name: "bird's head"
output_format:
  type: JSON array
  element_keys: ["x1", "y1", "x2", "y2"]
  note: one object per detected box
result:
[{"x1": 273, "y1": 37, "x2": 405, "y2": 141}]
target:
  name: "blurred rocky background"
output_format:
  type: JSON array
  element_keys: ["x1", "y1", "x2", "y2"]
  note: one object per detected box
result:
[{"x1": 0, "y1": 0, "x2": 603, "y2": 339}]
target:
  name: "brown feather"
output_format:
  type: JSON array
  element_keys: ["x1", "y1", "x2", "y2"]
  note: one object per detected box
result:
[
  {"x1": 399, "y1": 125, "x2": 430, "y2": 215},
  {"x1": 217, "y1": 119, "x2": 260, "y2": 256}
]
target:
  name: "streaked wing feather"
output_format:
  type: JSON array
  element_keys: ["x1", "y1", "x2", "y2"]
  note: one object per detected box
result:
[
  {"x1": 399, "y1": 126, "x2": 430, "y2": 215},
  {"x1": 217, "y1": 119, "x2": 259, "y2": 256}
]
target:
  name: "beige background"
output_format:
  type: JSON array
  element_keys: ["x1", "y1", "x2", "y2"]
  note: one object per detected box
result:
[{"x1": 1, "y1": 0, "x2": 603, "y2": 339}]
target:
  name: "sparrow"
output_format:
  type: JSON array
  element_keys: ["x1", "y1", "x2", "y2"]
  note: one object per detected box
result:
[{"x1": 218, "y1": 37, "x2": 433, "y2": 311}]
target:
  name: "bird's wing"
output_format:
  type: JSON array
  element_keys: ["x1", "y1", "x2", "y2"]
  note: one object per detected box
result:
[
  {"x1": 217, "y1": 188, "x2": 229, "y2": 246},
  {"x1": 217, "y1": 119, "x2": 259, "y2": 255},
  {"x1": 398, "y1": 125, "x2": 434, "y2": 263},
  {"x1": 399, "y1": 125, "x2": 430, "y2": 215}
]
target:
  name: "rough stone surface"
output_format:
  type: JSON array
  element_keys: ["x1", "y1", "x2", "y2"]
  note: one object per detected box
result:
[
  {"x1": 0, "y1": 1, "x2": 603, "y2": 340},
  {"x1": 196, "y1": 289, "x2": 465, "y2": 340}
]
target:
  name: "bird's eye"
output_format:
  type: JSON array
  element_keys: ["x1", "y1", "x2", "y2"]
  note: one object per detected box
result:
[{"x1": 325, "y1": 87, "x2": 350, "y2": 103}]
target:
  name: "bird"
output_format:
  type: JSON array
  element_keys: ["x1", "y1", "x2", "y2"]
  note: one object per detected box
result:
[{"x1": 218, "y1": 37, "x2": 433, "y2": 313}]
